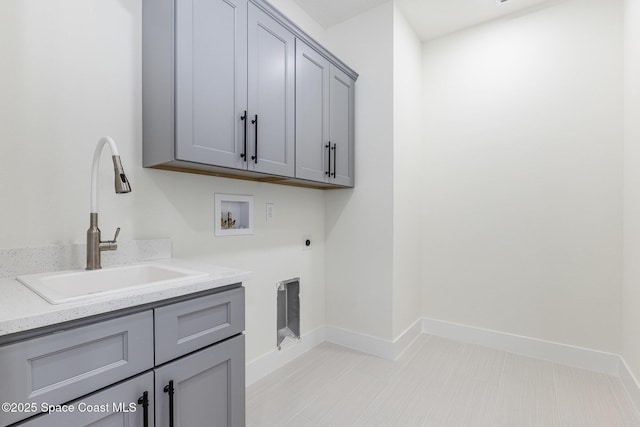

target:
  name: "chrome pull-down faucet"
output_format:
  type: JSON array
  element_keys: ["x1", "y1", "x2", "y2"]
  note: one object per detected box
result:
[{"x1": 86, "y1": 136, "x2": 131, "y2": 270}]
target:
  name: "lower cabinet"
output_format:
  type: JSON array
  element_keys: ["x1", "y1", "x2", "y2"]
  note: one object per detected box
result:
[
  {"x1": 1, "y1": 286, "x2": 245, "y2": 427},
  {"x1": 155, "y1": 335, "x2": 245, "y2": 427},
  {"x1": 16, "y1": 336, "x2": 245, "y2": 427}
]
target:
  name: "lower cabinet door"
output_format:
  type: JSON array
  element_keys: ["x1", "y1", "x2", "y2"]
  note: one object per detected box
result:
[
  {"x1": 155, "y1": 334, "x2": 245, "y2": 427},
  {"x1": 17, "y1": 372, "x2": 154, "y2": 427}
]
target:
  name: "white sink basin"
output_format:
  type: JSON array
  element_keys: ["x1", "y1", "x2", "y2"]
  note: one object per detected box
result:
[{"x1": 17, "y1": 264, "x2": 209, "y2": 304}]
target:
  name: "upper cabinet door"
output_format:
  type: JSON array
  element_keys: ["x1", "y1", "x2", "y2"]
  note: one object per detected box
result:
[
  {"x1": 330, "y1": 66, "x2": 355, "y2": 187},
  {"x1": 295, "y1": 39, "x2": 331, "y2": 183},
  {"x1": 247, "y1": 3, "x2": 295, "y2": 177},
  {"x1": 175, "y1": 0, "x2": 248, "y2": 169}
]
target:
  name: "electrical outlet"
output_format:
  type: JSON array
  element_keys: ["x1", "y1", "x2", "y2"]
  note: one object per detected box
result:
[
  {"x1": 303, "y1": 235, "x2": 312, "y2": 251},
  {"x1": 266, "y1": 203, "x2": 275, "y2": 222}
]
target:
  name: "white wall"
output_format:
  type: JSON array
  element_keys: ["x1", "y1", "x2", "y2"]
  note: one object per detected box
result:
[
  {"x1": 392, "y1": 3, "x2": 423, "y2": 338},
  {"x1": 0, "y1": 0, "x2": 327, "y2": 363},
  {"x1": 2, "y1": 0, "x2": 629, "y2": 368},
  {"x1": 421, "y1": 0, "x2": 624, "y2": 352},
  {"x1": 324, "y1": 2, "x2": 395, "y2": 340},
  {"x1": 268, "y1": 0, "x2": 327, "y2": 46},
  {"x1": 623, "y1": 0, "x2": 640, "y2": 380}
]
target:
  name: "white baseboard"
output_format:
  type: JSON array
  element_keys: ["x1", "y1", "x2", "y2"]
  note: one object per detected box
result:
[
  {"x1": 421, "y1": 317, "x2": 621, "y2": 375},
  {"x1": 246, "y1": 319, "x2": 423, "y2": 386},
  {"x1": 619, "y1": 357, "x2": 640, "y2": 415},
  {"x1": 324, "y1": 325, "x2": 395, "y2": 359},
  {"x1": 245, "y1": 326, "x2": 326, "y2": 386},
  {"x1": 325, "y1": 318, "x2": 422, "y2": 360},
  {"x1": 391, "y1": 318, "x2": 423, "y2": 359}
]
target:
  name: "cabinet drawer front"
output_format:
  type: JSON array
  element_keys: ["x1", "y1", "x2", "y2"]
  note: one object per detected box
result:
[
  {"x1": 16, "y1": 371, "x2": 154, "y2": 427},
  {"x1": 154, "y1": 287, "x2": 245, "y2": 364},
  {"x1": 0, "y1": 311, "x2": 153, "y2": 426}
]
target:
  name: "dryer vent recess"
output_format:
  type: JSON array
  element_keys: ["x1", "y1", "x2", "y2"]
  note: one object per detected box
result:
[{"x1": 277, "y1": 278, "x2": 300, "y2": 350}]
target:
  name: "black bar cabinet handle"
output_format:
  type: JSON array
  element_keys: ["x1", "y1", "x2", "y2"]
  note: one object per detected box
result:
[
  {"x1": 164, "y1": 380, "x2": 174, "y2": 427},
  {"x1": 251, "y1": 115, "x2": 258, "y2": 163},
  {"x1": 240, "y1": 111, "x2": 247, "y2": 161},
  {"x1": 137, "y1": 391, "x2": 149, "y2": 427},
  {"x1": 325, "y1": 142, "x2": 331, "y2": 176},
  {"x1": 332, "y1": 143, "x2": 337, "y2": 178}
]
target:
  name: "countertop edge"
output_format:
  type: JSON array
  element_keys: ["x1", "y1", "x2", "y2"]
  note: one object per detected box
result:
[{"x1": 0, "y1": 258, "x2": 252, "y2": 339}]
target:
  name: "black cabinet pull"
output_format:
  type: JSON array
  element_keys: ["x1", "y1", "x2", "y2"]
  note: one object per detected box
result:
[
  {"x1": 164, "y1": 380, "x2": 174, "y2": 427},
  {"x1": 240, "y1": 111, "x2": 247, "y2": 161},
  {"x1": 137, "y1": 391, "x2": 149, "y2": 427},
  {"x1": 251, "y1": 115, "x2": 258, "y2": 164},
  {"x1": 332, "y1": 143, "x2": 337, "y2": 178},
  {"x1": 325, "y1": 142, "x2": 331, "y2": 176}
]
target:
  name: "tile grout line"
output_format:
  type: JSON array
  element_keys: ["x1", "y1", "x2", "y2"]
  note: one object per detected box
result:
[
  {"x1": 551, "y1": 363, "x2": 562, "y2": 426},
  {"x1": 489, "y1": 350, "x2": 509, "y2": 427}
]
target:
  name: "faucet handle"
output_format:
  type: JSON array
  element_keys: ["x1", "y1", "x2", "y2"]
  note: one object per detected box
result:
[
  {"x1": 112, "y1": 227, "x2": 121, "y2": 243},
  {"x1": 99, "y1": 227, "x2": 120, "y2": 252}
]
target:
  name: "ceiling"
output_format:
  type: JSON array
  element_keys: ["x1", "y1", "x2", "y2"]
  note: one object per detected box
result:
[
  {"x1": 291, "y1": 0, "x2": 390, "y2": 29},
  {"x1": 292, "y1": 0, "x2": 557, "y2": 41}
]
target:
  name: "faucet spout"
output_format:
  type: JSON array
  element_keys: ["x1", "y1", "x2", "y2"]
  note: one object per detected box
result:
[
  {"x1": 86, "y1": 137, "x2": 131, "y2": 270},
  {"x1": 90, "y1": 137, "x2": 131, "y2": 214}
]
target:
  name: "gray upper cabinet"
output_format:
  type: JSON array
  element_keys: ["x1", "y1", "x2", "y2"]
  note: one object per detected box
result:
[
  {"x1": 296, "y1": 40, "x2": 355, "y2": 187},
  {"x1": 329, "y1": 66, "x2": 355, "y2": 187},
  {"x1": 295, "y1": 40, "x2": 330, "y2": 183},
  {"x1": 174, "y1": 0, "x2": 247, "y2": 170},
  {"x1": 247, "y1": 3, "x2": 295, "y2": 176},
  {"x1": 143, "y1": 0, "x2": 357, "y2": 188},
  {"x1": 175, "y1": 0, "x2": 295, "y2": 177}
]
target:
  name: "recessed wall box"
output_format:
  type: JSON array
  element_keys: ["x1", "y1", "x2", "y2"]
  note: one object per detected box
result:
[
  {"x1": 214, "y1": 194, "x2": 254, "y2": 236},
  {"x1": 277, "y1": 278, "x2": 300, "y2": 350}
]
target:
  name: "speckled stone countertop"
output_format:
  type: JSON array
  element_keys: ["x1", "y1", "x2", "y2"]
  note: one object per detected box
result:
[{"x1": 0, "y1": 258, "x2": 251, "y2": 338}]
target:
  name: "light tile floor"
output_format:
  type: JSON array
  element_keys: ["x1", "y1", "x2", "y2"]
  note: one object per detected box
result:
[{"x1": 246, "y1": 335, "x2": 640, "y2": 426}]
